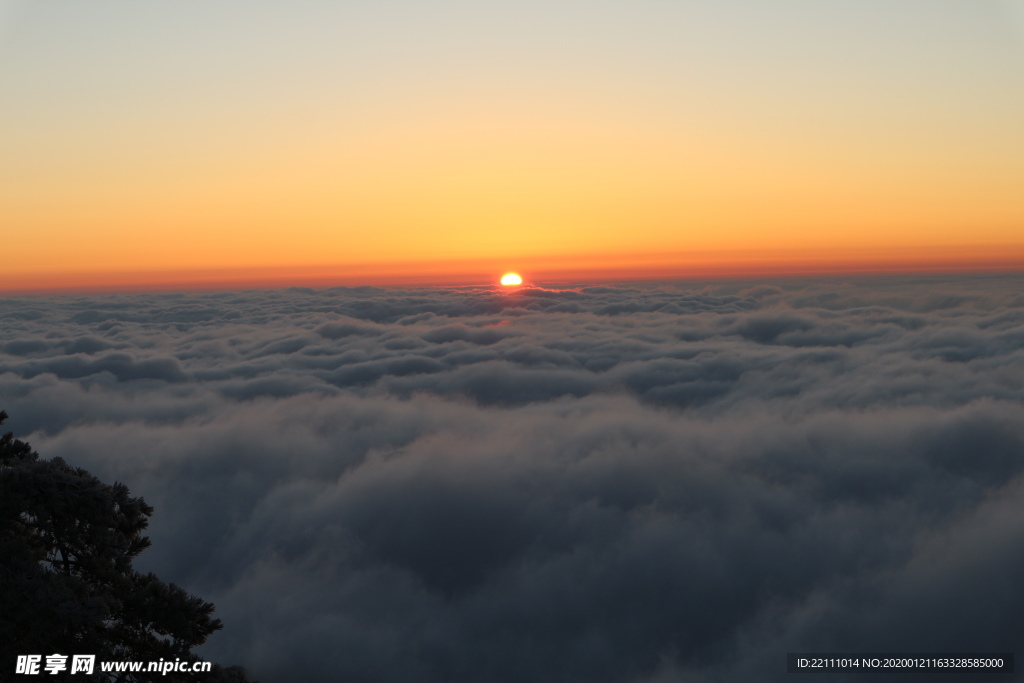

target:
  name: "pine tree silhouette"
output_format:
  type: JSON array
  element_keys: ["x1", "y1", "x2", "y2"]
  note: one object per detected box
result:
[{"x1": 0, "y1": 411, "x2": 255, "y2": 682}]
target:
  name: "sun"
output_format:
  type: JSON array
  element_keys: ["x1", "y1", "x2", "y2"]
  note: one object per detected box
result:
[{"x1": 500, "y1": 272, "x2": 523, "y2": 286}]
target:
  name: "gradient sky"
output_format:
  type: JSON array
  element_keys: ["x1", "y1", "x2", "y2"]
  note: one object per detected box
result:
[{"x1": 2, "y1": 0, "x2": 1023, "y2": 290}]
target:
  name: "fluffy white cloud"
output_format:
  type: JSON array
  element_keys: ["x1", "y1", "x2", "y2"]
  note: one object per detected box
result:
[{"x1": 2, "y1": 274, "x2": 1022, "y2": 682}]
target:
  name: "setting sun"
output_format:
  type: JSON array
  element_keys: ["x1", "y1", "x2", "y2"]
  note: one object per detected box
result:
[{"x1": 500, "y1": 273, "x2": 523, "y2": 286}]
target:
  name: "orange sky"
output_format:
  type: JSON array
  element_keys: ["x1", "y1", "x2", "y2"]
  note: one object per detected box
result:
[
  {"x1": 5, "y1": 245, "x2": 1024, "y2": 295},
  {"x1": 2, "y1": 1, "x2": 1023, "y2": 292}
]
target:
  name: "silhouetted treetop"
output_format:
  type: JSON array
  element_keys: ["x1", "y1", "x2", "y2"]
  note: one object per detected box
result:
[{"x1": 1, "y1": 411, "x2": 254, "y2": 682}]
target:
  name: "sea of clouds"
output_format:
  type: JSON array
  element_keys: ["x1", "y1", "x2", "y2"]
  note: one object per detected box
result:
[{"x1": 2, "y1": 274, "x2": 1023, "y2": 682}]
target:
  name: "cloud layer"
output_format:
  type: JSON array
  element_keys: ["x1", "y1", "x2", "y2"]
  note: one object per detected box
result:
[{"x1": 2, "y1": 274, "x2": 1023, "y2": 682}]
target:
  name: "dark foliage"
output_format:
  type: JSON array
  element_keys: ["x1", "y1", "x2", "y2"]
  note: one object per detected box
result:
[{"x1": 0, "y1": 411, "x2": 254, "y2": 682}]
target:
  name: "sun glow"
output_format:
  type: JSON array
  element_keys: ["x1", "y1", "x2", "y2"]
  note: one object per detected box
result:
[{"x1": 501, "y1": 273, "x2": 523, "y2": 286}]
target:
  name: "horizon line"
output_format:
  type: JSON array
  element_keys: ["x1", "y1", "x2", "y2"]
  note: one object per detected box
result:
[{"x1": 3, "y1": 247, "x2": 1024, "y2": 295}]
